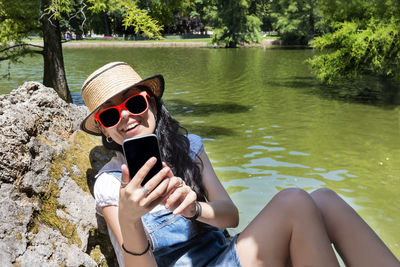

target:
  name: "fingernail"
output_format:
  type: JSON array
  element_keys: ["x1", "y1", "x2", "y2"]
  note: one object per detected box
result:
[{"x1": 150, "y1": 157, "x2": 157, "y2": 163}]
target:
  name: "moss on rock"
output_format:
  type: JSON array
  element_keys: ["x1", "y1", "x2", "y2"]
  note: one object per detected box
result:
[
  {"x1": 32, "y1": 173, "x2": 81, "y2": 246},
  {"x1": 27, "y1": 131, "x2": 107, "y2": 248},
  {"x1": 50, "y1": 131, "x2": 102, "y2": 193}
]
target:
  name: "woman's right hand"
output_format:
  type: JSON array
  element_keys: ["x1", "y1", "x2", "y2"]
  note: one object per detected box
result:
[{"x1": 118, "y1": 157, "x2": 172, "y2": 225}]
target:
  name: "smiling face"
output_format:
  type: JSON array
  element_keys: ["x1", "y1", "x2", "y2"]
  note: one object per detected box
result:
[{"x1": 97, "y1": 88, "x2": 158, "y2": 145}]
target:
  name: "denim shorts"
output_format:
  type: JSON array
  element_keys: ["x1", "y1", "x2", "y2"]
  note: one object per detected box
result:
[{"x1": 141, "y1": 208, "x2": 242, "y2": 267}]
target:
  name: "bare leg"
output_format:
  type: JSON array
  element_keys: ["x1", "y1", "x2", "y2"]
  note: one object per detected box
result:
[
  {"x1": 236, "y1": 188, "x2": 340, "y2": 267},
  {"x1": 311, "y1": 188, "x2": 400, "y2": 267}
]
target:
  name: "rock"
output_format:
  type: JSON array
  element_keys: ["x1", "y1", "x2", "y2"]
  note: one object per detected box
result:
[{"x1": 0, "y1": 82, "x2": 117, "y2": 266}]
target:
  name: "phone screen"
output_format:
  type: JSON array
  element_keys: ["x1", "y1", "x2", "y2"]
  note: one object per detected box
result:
[{"x1": 122, "y1": 134, "x2": 163, "y2": 186}]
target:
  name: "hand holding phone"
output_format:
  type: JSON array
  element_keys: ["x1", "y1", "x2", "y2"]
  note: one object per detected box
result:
[{"x1": 122, "y1": 134, "x2": 163, "y2": 186}]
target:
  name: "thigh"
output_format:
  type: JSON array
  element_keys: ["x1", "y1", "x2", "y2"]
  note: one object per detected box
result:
[
  {"x1": 236, "y1": 188, "x2": 339, "y2": 267},
  {"x1": 311, "y1": 188, "x2": 400, "y2": 267},
  {"x1": 236, "y1": 189, "x2": 300, "y2": 266},
  {"x1": 236, "y1": 200, "x2": 291, "y2": 267}
]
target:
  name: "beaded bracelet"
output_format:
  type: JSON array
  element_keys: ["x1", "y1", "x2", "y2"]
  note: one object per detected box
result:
[{"x1": 122, "y1": 241, "x2": 150, "y2": 256}]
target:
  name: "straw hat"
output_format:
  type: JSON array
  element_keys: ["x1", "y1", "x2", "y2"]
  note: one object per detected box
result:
[{"x1": 80, "y1": 62, "x2": 164, "y2": 135}]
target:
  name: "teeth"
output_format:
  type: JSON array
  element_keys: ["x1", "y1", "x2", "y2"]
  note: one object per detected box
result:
[{"x1": 125, "y1": 123, "x2": 138, "y2": 132}]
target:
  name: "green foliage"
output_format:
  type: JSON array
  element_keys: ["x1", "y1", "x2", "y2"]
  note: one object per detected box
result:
[
  {"x1": 269, "y1": 0, "x2": 319, "y2": 44},
  {"x1": 309, "y1": 0, "x2": 400, "y2": 84},
  {"x1": 121, "y1": 1, "x2": 164, "y2": 39},
  {"x1": 207, "y1": 0, "x2": 262, "y2": 47},
  {"x1": 88, "y1": 0, "x2": 164, "y2": 39},
  {"x1": 46, "y1": 0, "x2": 72, "y2": 20},
  {"x1": 53, "y1": 0, "x2": 88, "y2": 39},
  {"x1": 317, "y1": 0, "x2": 372, "y2": 25},
  {"x1": 315, "y1": 0, "x2": 400, "y2": 26},
  {"x1": 138, "y1": 0, "x2": 192, "y2": 30},
  {"x1": 0, "y1": 0, "x2": 42, "y2": 61},
  {"x1": 309, "y1": 19, "x2": 400, "y2": 83}
]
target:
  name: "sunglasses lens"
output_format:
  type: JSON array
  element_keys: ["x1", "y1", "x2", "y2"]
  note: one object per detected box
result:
[
  {"x1": 99, "y1": 108, "x2": 120, "y2": 127},
  {"x1": 125, "y1": 95, "x2": 147, "y2": 114}
]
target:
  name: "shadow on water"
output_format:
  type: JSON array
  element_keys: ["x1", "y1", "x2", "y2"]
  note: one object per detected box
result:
[
  {"x1": 164, "y1": 98, "x2": 250, "y2": 116},
  {"x1": 268, "y1": 46, "x2": 313, "y2": 50},
  {"x1": 270, "y1": 76, "x2": 400, "y2": 107},
  {"x1": 181, "y1": 124, "x2": 236, "y2": 138},
  {"x1": 164, "y1": 99, "x2": 245, "y2": 137}
]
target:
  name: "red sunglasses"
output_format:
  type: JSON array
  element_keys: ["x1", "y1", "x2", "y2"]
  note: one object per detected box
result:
[{"x1": 95, "y1": 92, "x2": 150, "y2": 128}]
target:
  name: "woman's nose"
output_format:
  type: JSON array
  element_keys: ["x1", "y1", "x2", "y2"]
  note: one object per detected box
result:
[{"x1": 120, "y1": 108, "x2": 130, "y2": 120}]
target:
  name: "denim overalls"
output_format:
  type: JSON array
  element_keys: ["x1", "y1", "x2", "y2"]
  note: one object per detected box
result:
[
  {"x1": 96, "y1": 135, "x2": 241, "y2": 266},
  {"x1": 109, "y1": 171, "x2": 241, "y2": 267}
]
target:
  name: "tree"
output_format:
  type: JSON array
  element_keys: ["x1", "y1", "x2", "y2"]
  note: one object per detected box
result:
[
  {"x1": 249, "y1": 0, "x2": 273, "y2": 32},
  {"x1": 137, "y1": 0, "x2": 192, "y2": 34},
  {"x1": 0, "y1": 0, "x2": 73, "y2": 102},
  {"x1": 308, "y1": 0, "x2": 400, "y2": 84},
  {"x1": 0, "y1": 1, "x2": 41, "y2": 61},
  {"x1": 308, "y1": 19, "x2": 400, "y2": 84},
  {"x1": 268, "y1": 0, "x2": 320, "y2": 44},
  {"x1": 41, "y1": 0, "x2": 72, "y2": 102},
  {"x1": 87, "y1": 0, "x2": 164, "y2": 39},
  {"x1": 0, "y1": 0, "x2": 164, "y2": 102},
  {"x1": 59, "y1": 0, "x2": 89, "y2": 39},
  {"x1": 186, "y1": 0, "x2": 212, "y2": 35},
  {"x1": 206, "y1": 0, "x2": 262, "y2": 48}
]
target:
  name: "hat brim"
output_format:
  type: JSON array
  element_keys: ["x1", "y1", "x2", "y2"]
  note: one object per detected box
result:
[{"x1": 80, "y1": 74, "x2": 164, "y2": 136}]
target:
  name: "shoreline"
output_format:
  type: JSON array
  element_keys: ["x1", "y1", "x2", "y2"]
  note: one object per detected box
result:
[
  {"x1": 62, "y1": 41, "x2": 209, "y2": 47},
  {"x1": 49, "y1": 38, "x2": 282, "y2": 48}
]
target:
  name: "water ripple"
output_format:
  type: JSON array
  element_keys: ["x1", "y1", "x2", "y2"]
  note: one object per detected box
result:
[
  {"x1": 248, "y1": 145, "x2": 285, "y2": 152},
  {"x1": 306, "y1": 169, "x2": 358, "y2": 181},
  {"x1": 243, "y1": 157, "x2": 310, "y2": 169}
]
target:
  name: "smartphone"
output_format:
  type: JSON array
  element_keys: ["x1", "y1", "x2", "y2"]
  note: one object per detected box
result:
[{"x1": 122, "y1": 134, "x2": 163, "y2": 186}]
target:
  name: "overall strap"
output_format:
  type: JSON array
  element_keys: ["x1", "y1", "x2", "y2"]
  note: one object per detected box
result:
[{"x1": 108, "y1": 171, "x2": 122, "y2": 182}]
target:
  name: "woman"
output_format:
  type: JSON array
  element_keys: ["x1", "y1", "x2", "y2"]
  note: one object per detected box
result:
[{"x1": 81, "y1": 62, "x2": 399, "y2": 267}]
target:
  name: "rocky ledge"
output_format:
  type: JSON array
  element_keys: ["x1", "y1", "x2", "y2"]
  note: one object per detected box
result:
[{"x1": 0, "y1": 82, "x2": 116, "y2": 266}]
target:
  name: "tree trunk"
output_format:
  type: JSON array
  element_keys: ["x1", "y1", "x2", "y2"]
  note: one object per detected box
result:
[
  {"x1": 41, "y1": 0, "x2": 72, "y2": 103},
  {"x1": 104, "y1": 13, "x2": 112, "y2": 36}
]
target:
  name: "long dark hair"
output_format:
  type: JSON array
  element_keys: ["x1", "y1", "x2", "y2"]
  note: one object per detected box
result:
[{"x1": 102, "y1": 86, "x2": 206, "y2": 201}]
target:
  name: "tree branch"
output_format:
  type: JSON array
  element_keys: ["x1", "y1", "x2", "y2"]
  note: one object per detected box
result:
[
  {"x1": 68, "y1": 1, "x2": 87, "y2": 30},
  {"x1": 0, "y1": 43, "x2": 43, "y2": 54},
  {"x1": 39, "y1": 11, "x2": 57, "y2": 27}
]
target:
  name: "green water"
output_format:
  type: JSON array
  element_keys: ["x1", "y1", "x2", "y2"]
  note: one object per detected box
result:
[{"x1": 1, "y1": 47, "x2": 399, "y2": 258}]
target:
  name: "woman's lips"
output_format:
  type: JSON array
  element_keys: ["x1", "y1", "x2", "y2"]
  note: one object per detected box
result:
[{"x1": 123, "y1": 122, "x2": 139, "y2": 132}]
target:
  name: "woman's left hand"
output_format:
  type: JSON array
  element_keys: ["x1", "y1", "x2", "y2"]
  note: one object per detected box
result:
[{"x1": 162, "y1": 166, "x2": 198, "y2": 218}]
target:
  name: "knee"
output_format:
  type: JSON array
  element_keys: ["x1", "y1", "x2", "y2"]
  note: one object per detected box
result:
[
  {"x1": 310, "y1": 187, "x2": 339, "y2": 204},
  {"x1": 278, "y1": 187, "x2": 309, "y2": 199},
  {"x1": 272, "y1": 188, "x2": 315, "y2": 214},
  {"x1": 310, "y1": 187, "x2": 345, "y2": 213}
]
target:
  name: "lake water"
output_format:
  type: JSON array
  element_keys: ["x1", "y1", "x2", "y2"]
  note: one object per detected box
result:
[{"x1": 1, "y1": 47, "x2": 399, "y2": 258}]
